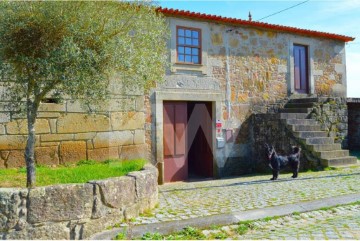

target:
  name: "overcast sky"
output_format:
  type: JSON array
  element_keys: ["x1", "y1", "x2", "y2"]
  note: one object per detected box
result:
[{"x1": 158, "y1": 0, "x2": 360, "y2": 98}]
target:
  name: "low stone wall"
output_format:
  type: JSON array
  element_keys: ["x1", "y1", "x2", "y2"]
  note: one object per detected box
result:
[
  {"x1": 0, "y1": 164, "x2": 158, "y2": 240},
  {"x1": 309, "y1": 97, "x2": 348, "y2": 148},
  {"x1": 348, "y1": 98, "x2": 360, "y2": 150}
]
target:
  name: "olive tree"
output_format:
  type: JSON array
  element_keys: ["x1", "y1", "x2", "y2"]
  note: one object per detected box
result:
[{"x1": 0, "y1": 1, "x2": 168, "y2": 187}]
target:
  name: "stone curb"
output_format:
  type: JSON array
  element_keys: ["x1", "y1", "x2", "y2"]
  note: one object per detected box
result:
[{"x1": 89, "y1": 193, "x2": 360, "y2": 240}]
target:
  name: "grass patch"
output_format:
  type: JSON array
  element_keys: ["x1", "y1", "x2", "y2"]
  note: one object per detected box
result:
[{"x1": 0, "y1": 159, "x2": 146, "y2": 188}]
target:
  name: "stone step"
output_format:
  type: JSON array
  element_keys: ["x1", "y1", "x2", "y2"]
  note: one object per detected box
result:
[
  {"x1": 280, "y1": 113, "x2": 309, "y2": 119},
  {"x1": 309, "y1": 144, "x2": 342, "y2": 152},
  {"x1": 284, "y1": 103, "x2": 316, "y2": 109},
  {"x1": 286, "y1": 119, "x2": 318, "y2": 125},
  {"x1": 288, "y1": 98, "x2": 319, "y2": 103},
  {"x1": 292, "y1": 124, "x2": 322, "y2": 132},
  {"x1": 316, "y1": 150, "x2": 350, "y2": 159},
  {"x1": 321, "y1": 156, "x2": 358, "y2": 167},
  {"x1": 279, "y1": 108, "x2": 312, "y2": 113},
  {"x1": 294, "y1": 131, "x2": 328, "y2": 138},
  {"x1": 304, "y1": 137, "x2": 334, "y2": 145}
]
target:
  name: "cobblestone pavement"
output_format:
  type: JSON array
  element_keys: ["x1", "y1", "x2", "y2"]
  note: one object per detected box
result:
[
  {"x1": 202, "y1": 203, "x2": 360, "y2": 240},
  {"x1": 131, "y1": 167, "x2": 360, "y2": 225}
]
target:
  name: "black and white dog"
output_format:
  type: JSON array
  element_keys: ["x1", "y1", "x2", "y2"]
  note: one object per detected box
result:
[{"x1": 264, "y1": 144, "x2": 301, "y2": 180}]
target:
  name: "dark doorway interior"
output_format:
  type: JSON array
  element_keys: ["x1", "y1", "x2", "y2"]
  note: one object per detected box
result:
[{"x1": 187, "y1": 102, "x2": 213, "y2": 178}]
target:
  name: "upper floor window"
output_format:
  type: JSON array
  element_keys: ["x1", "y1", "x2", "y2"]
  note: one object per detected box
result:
[{"x1": 176, "y1": 26, "x2": 201, "y2": 64}]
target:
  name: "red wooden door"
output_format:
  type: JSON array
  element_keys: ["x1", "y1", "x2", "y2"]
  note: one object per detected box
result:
[
  {"x1": 163, "y1": 102, "x2": 188, "y2": 182},
  {"x1": 294, "y1": 45, "x2": 308, "y2": 93}
]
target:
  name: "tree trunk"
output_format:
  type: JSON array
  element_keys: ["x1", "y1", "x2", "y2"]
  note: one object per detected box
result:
[{"x1": 25, "y1": 99, "x2": 38, "y2": 188}]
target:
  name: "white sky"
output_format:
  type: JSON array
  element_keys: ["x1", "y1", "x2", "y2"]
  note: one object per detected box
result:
[{"x1": 159, "y1": 0, "x2": 360, "y2": 97}]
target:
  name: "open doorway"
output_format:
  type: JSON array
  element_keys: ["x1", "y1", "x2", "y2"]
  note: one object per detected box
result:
[{"x1": 163, "y1": 101, "x2": 213, "y2": 182}]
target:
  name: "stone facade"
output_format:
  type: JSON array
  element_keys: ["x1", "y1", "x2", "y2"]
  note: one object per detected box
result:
[
  {"x1": 0, "y1": 83, "x2": 149, "y2": 167},
  {"x1": 348, "y1": 98, "x2": 360, "y2": 150},
  {"x1": 0, "y1": 11, "x2": 352, "y2": 181},
  {"x1": 0, "y1": 165, "x2": 158, "y2": 240},
  {"x1": 151, "y1": 15, "x2": 350, "y2": 179}
]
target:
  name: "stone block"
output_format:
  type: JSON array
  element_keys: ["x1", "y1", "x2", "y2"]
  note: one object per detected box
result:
[
  {"x1": 93, "y1": 131, "x2": 133, "y2": 149},
  {"x1": 120, "y1": 144, "x2": 147, "y2": 161},
  {"x1": 35, "y1": 146, "x2": 59, "y2": 166},
  {"x1": 40, "y1": 142, "x2": 60, "y2": 147},
  {"x1": 128, "y1": 164, "x2": 158, "y2": 211},
  {"x1": 82, "y1": 212, "x2": 124, "y2": 239},
  {"x1": 60, "y1": 141, "x2": 86, "y2": 164},
  {"x1": 5, "y1": 222, "x2": 70, "y2": 240},
  {"x1": 27, "y1": 183, "x2": 93, "y2": 223},
  {"x1": 6, "y1": 119, "x2": 50, "y2": 135},
  {"x1": 0, "y1": 113, "x2": 10, "y2": 124},
  {"x1": 110, "y1": 112, "x2": 145, "y2": 131},
  {"x1": 57, "y1": 113, "x2": 111, "y2": 134},
  {"x1": 135, "y1": 96, "x2": 145, "y2": 112},
  {"x1": 90, "y1": 176, "x2": 136, "y2": 209},
  {"x1": 335, "y1": 64, "x2": 345, "y2": 74},
  {"x1": 134, "y1": 130, "x2": 145, "y2": 145},
  {"x1": 74, "y1": 132, "x2": 97, "y2": 140},
  {"x1": 41, "y1": 133, "x2": 73, "y2": 142},
  {"x1": 0, "y1": 188, "x2": 27, "y2": 231},
  {"x1": 66, "y1": 100, "x2": 90, "y2": 113},
  {"x1": 0, "y1": 158, "x2": 4, "y2": 169},
  {"x1": 107, "y1": 98, "x2": 135, "y2": 112},
  {"x1": 0, "y1": 124, "x2": 4, "y2": 135},
  {"x1": 37, "y1": 112, "x2": 61, "y2": 118},
  {"x1": 331, "y1": 84, "x2": 346, "y2": 97},
  {"x1": 6, "y1": 150, "x2": 26, "y2": 168},
  {"x1": 277, "y1": 65, "x2": 287, "y2": 73},
  {"x1": 38, "y1": 103, "x2": 66, "y2": 112},
  {"x1": 87, "y1": 147, "x2": 119, "y2": 161},
  {"x1": 49, "y1": 119, "x2": 57, "y2": 133}
]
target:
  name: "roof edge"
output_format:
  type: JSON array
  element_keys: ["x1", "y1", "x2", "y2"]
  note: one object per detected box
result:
[{"x1": 157, "y1": 7, "x2": 355, "y2": 43}]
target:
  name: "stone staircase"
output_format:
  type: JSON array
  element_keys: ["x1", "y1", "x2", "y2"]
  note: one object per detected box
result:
[{"x1": 279, "y1": 98, "x2": 358, "y2": 168}]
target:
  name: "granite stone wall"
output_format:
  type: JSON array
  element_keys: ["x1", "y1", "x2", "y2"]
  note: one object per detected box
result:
[
  {"x1": 348, "y1": 98, "x2": 360, "y2": 151},
  {"x1": 0, "y1": 164, "x2": 158, "y2": 240},
  {"x1": 309, "y1": 97, "x2": 348, "y2": 148},
  {"x1": 0, "y1": 78, "x2": 149, "y2": 168}
]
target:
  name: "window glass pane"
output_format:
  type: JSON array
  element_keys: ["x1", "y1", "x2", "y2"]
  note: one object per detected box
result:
[
  {"x1": 185, "y1": 29, "x2": 191, "y2": 37},
  {"x1": 178, "y1": 37, "x2": 185, "y2": 45},
  {"x1": 192, "y1": 56, "x2": 199, "y2": 64},
  {"x1": 178, "y1": 54, "x2": 185, "y2": 62},
  {"x1": 178, "y1": 47, "x2": 184, "y2": 54},
  {"x1": 192, "y1": 31, "x2": 199, "y2": 38},
  {"x1": 185, "y1": 55, "x2": 192, "y2": 63},
  {"x1": 178, "y1": 28, "x2": 184, "y2": 36},
  {"x1": 185, "y1": 38, "x2": 192, "y2": 45},
  {"x1": 192, "y1": 48, "x2": 199, "y2": 55},
  {"x1": 185, "y1": 47, "x2": 191, "y2": 54},
  {"x1": 192, "y1": 39, "x2": 199, "y2": 46}
]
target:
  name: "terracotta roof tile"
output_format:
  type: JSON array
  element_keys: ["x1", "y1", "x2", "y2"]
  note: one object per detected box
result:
[{"x1": 157, "y1": 7, "x2": 355, "y2": 42}]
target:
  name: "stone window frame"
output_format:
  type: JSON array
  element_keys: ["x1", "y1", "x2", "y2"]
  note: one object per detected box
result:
[
  {"x1": 168, "y1": 17, "x2": 209, "y2": 75},
  {"x1": 288, "y1": 37, "x2": 315, "y2": 95},
  {"x1": 176, "y1": 26, "x2": 202, "y2": 65}
]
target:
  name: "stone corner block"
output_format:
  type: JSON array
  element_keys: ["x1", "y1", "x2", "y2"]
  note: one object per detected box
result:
[
  {"x1": 27, "y1": 183, "x2": 93, "y2": 223},
  {"x1": 89, "y1": 176, "x2": 135, "y2": 209}
]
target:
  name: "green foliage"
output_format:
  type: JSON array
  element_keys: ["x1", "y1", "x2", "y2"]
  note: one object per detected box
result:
[
  {"x1": 236, "y1": 221, "x2": 255, "y2": 235},
  {"x1": 0, "y1": 159, "x2": 146, "y2": 187},
  {"x1": 141, "y1": 232, "x2": 164, "y2": 240},
  {"x1": 114, "y1": 228, "x2": 128, "y2": 240},
  {"x1": 76, "y1": 159, "x2": 97, "y2": 166},
  {"x1": 0, "y1": 1, "x2": 168, "y2": 107}
]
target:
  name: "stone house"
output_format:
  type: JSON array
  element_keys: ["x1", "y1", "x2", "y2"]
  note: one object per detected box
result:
[{"x1": 0, "y1": 7, "x2": 356, "y2": 183}]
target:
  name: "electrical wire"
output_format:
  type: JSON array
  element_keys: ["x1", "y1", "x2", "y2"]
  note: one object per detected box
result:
[{"x1": 257, "y1": 0, "x2": 310, "y2": 21}]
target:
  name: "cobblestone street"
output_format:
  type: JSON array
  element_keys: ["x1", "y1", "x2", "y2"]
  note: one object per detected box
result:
[
  {"x1": 132, "y1": 167, "x2": 360, "y2": 225},
  {"x1": 203, "y1": 203, "x2": 360, "y2": 240}
]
